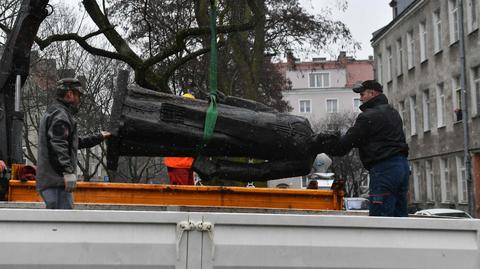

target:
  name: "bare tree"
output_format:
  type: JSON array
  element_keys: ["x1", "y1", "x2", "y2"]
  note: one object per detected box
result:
[
  {"x1": 0, "y1": 0, "x2": 20, "y2": 45},
  {"x1": 0, "y1": 0, "x2": 357, "y2": 111},
  {"x1": 107, "y1": 0, "x2": 356, "y2": 111},
  {"x1": 312, "y1": 112, "x2": 368, "y2": 197}
]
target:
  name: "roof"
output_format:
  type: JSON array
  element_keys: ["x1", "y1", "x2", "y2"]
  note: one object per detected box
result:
[{"x1": 371, "y1": 0, "x2": 420, "y2": 43}]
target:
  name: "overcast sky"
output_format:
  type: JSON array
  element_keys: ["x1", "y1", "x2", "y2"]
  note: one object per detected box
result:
[
  {"x1": 299, "y1": 0, "x2": 392, "y2": 60},
  {"x1": 57, "y1": 0, "x2": 392, "y2": 61}
]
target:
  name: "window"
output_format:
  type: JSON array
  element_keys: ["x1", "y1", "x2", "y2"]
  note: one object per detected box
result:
[
  {"x1": 377, "y1": 54, "x2": 383, "y2": 84},
  {"x1": 396, "y1": 38, "x2": 403, "y2": 75},
  {"x1": 433, "y1": 9, "x2": 442, "y2": 52},
  {"x1": 425, "y1": 160, "x2": 435, "y2": 201},
  {"x1": 309, "y1": 73, "x2": 330, "y2": 88},
  {"x1": 452, "y1": 76, "x2": 462, "y2": 121},
  {"x1": 456, "y1": 156, "x2": 467, "y2": 203},
  {"x1": 353, "y1": 98, "x2": 361, "y2": 112},
  {"x1": 419, "y1": 21, "x2": 427, "y2": 62},
  {"x1": 326, "y1": 99, "x2": 338, "y2": 113},
  {"x1": 448, "y1": 0, "x2": 459, "y2": 44},
  {"x1": 299, "y1": 100, "x2": 311, "y2": 113},
  {"x1": 409, "y1": 95, "x2": 417, "y2": 136},
  {"x1": 440, "y1": 157, "x2": 451, "y2": 203},
  {"x1": 387, "y1": 46, "x2": 392, "y2": 81},
  {"x1": 467, "y1": 0, "x2": 478, "y2": 32},
  {"x1": 422, "y1": 89, "x2": 430, "y2": 131},
  {"x1": 471, "y1": 66, "x2": 480, "y2": 115},
  {"x1": 412, "y1": 162, "x2": 421, "y2": 201},
  {"x1": 436, "y1": 83, "x2": 446, "y2": 127},
  {"x1": 406, "y1": 30, "x2": 415, "y2": 69}
]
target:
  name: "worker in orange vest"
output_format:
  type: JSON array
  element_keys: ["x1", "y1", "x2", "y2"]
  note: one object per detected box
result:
[{"x1": 164, "y1": 93, "x2": 196, "y2": 185}]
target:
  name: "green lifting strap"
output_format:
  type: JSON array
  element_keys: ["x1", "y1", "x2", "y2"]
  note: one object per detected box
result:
[{"x1": 200, "y1": 0, "x2": 219, "y2": 149}]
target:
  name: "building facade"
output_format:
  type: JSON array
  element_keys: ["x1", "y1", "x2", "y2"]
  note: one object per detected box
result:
[
  {"x1": 277, "y1": 52, "x2": 374, "y2": 126},
  {"x1": 372, "y1": 0, "x2": 480, "y2": 215}
]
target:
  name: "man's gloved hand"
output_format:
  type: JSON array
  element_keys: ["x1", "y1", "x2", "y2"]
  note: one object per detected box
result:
[
  {"x1": 63, "y1": 173, "x2": 77, "y2": 192},
  {"x1": 316, "y1": 132, "x2": 339, "y2": 141},
  {"x1": 312, "y1": 132, "x2": 340, "y2": 154}
]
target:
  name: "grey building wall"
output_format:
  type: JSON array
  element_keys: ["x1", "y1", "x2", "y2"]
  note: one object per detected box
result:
[{"x1": 372, "y1": 0, "x2": 480, "y2": 214}]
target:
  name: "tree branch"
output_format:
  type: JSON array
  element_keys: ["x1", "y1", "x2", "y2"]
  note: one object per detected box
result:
[
  {"x1": 1, "y1": 21, "x2": 126, "y2": 63},
  {"x1": 39, "y1": 34, "x2": 120, "y2": 60},
  {"x1": 160, "y1": 46, "x2": 213, "y2": 90},
  {"x1": 0, "y1": 22, "x2": 10, "y2": 34},
  {"x1": 82, "y1": 0, "x2": 142, "y2": 67},
  {"x1": 82, "y1": 0, "x2": 167, "y2": 92},
  {"x1": 142, "y1": 0, "x2": 260, "y2": 69}
]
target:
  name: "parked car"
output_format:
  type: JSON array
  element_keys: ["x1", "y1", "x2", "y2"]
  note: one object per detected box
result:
[
  {"x1": 414, "y1": 208, "x2": 473, "y2": 219},
  {"x1": 343, "y1": 197, "x2": 369, "y2": 212}
]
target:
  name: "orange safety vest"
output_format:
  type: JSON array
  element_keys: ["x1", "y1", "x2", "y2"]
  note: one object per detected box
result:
[{"x1": 164, "y1": 157, "x2": 194, "y2": 169}]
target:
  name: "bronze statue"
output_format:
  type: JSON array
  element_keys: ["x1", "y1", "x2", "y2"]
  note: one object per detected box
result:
[{"x1": 107, "y1": 71, "x2": 330, "y2": 181}]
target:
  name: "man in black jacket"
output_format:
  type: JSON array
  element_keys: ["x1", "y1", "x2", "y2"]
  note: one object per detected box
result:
[
  {"x1": 322, "y1": 80, "x2": 409, "y2": 217},
  {"x1": 36, "y1": 78, "x2": 111, "y2": 209}
]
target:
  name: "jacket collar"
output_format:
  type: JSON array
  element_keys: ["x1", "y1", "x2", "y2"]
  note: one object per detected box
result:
[
  {"x1": 55, "y1": 99, "x2": 76, "y2": 114},
  {"x1": 359, "y1": 94, "x2": 389, "y2": 112}
]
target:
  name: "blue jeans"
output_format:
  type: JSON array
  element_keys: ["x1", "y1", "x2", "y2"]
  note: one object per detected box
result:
[
  {"x1": 368, "y1": 155, "x2": 409, "y2": 217},
  {"x1": 40, "y1": 188, "x2": 73, "y2": 209}
]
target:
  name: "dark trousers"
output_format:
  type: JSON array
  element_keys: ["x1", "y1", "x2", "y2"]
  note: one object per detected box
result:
[
  {"x1": 40, "y1": 187, "x2": 73, "y2": 209},
  {"x1": 368, "y1": 155, "x2": 409, "y2": 217}
]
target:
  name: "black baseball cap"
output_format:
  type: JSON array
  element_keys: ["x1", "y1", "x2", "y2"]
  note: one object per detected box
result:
[{"x1": 352, "y1": 80, "x2": 383, "y2": 93}]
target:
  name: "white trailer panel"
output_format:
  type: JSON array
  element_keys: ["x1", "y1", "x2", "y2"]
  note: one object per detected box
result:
[
  {"x1": 199, "y1": 213, "x2": 480, "y2": 269},
  {"x1": 0, "y1": 209, "x2": 189, "y2": 268},
  {"x1": 0, "y1": 209, "x2": 478, "y2": 269}
]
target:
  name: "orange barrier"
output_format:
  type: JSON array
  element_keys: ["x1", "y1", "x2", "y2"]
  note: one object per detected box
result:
[{"x1": 8, "y1": 180, "x2": 343, "y2": 211}]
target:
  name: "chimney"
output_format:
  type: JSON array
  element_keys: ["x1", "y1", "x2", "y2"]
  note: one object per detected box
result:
[
  {"x1": 337, "y1": 51, "x2": 348, "y2": 63},
  {"x1": 368, "y1": 55, "x2": 374, "y2": 61},
  {"x1": 264, "y1": 52, "x2": 276, "y2": 63},
  {"x1": 286, "y1": 50, "x2": 296, "y2": 70},
  {"x1": 390, "y1": 0, "x2": 398, "y2": 18}
]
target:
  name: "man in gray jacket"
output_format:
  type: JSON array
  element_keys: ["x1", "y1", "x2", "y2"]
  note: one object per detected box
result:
[{"x1": 36, "y1": 78, "x2": 111, "y2": 209}]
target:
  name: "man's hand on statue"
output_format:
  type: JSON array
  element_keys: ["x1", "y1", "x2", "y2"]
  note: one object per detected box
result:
[
  {"x1": 101, "y1": 131, "x2": 112, "y2": 140},
  {"x1": 312, "y1": 132, "x2": 339, "y2": 154},
  {"x1": 0, "y1": 160, "x2": 6, "y2": 173},
  {"x1": 316, "y1": 132, "x2": 339, "y2": 142}
]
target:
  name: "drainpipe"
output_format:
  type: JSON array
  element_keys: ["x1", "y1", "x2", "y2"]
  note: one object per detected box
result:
[
  {"x1": 11, "y1": 75, "x2": 24, "y2": 164},
  {"x1": 458, "y1": 0, "x2": 475, "y2": 217}
]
